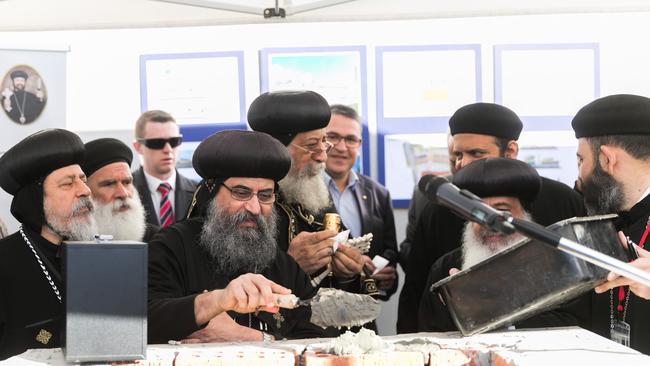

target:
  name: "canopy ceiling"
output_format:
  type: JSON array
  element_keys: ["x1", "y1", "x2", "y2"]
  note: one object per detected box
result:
[{"x1": 1, "y1": 0, "x2": 650, "y2": 31}]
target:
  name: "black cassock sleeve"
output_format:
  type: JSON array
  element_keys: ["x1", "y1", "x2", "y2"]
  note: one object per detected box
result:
[{"x1": 147, "y1": 227, "x2": 201, "y2": 344}]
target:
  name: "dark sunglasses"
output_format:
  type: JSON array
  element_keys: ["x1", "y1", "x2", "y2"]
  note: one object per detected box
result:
[{"x1": 137, "y1": 136, "x2": 183, "y2": 149}]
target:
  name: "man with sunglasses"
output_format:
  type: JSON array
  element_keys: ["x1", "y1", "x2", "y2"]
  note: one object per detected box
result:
[
  {"x1": 248, "y1": 91, "x2": 368, "y2": 292},
  {"x1": 324, "y1": 104, "x2": 399, "y2": 300},
  {"x1": 132, "y1": 110, "x2": 196, "y2": 230},
  {"x1": 148, "y1": 130, "x2": 329, "y2": 343}
]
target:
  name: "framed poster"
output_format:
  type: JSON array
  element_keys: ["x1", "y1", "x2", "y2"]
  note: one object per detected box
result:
[
  {"x1": 260, "y1": 46, "x2": 369, "y2": 174},
  {"x1": 494, "y1": 43, "x2": 600, "y2": 130},
  {"x1": 140, "y1": 51, "x2": 246, "y2": 141},
  {"x1": 375, "y1": 44, "x2": 482, "y2": 207},
  {"x1": 0, "y1": 48, "x2": 67, "y2": 153}
]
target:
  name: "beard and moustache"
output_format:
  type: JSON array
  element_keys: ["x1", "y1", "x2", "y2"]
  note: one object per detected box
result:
[
  {"x1": 44, "y1": 196, "x2": 97, "y2": 241},
  {"x1": 279, "y1": 161, "x2": 331, "y2": 214},
  {"x1": 580, "y1": 162, "x2": 625, "y2": 215},
  {"x1": 461, "y1": 211, "x2": 531, "y2": 270},
  {"x1": 199, "y1": 203, "x2": 278, "y2": 278},
  {"x1": 93, "y1": 192, "x2": 146, "y2": 241}
]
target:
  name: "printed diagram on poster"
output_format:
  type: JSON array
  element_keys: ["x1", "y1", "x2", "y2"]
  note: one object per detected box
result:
[
  {"x1": 385, "y1": 133, "x2": 451, "y2": 201},
  {"x1": 260, "y1": 46, "x2": 369, "y2": 174},
  {"x1": 1, "y1": 66, "x2": 47, "y2": 125},
  {"x1": 384, "y1": 130, "x2": 578, "y2": 203},
  {"x1": 375, "y1": 45, "x2": 482, "y2": 206},
  {"x1": 380, "y1": 48, "x2": 480, "y2": 118},
  {"x1": 262, "y1": 49, "x2": 364, "y2": 111},
  {"x1": 517, "y1": 130, "x2": 579, "y2": 187},
  {"x1": 494, "y1": 43, "x2": 599, "y2": 129},
  {"x1": 140, "y1": 52, "x2": 245, "y2": 126},
  {"x1": 176, "y1": 141, "x2": 201, "y2": 182}
]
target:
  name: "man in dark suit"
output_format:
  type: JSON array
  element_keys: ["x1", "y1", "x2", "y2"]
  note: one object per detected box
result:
[
  {"x1": 397, "y1": 102, "x2": 586, "y2": 333},
  {"x1": 324, "y1": 104, "x2": 399, "y2": 299},
  {"x1": 132, "y1": 110, "x2": 196, "y2": 229}
]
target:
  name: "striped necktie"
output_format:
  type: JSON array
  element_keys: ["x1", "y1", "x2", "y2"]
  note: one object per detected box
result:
[{"x1": 157, "y1": 182, "x2": 174, "y2": 228}]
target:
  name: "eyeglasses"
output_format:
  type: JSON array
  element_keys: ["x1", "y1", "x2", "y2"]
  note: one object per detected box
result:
[
  {"x1": 291, "y1": 137, "x2": 333, "y2": 155},
  {"x1": 326, "y1": 133, "x2": 362, "y2": 148},
  {"x1": 137, "y1": 136, "x2": 183, "y2": 150},
  {"x1": 221, "y1": 183, "x2": 276, "y2": 204}
]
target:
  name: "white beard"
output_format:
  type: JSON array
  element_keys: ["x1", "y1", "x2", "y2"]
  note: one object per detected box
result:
[
  {"x1": 44, "y1": 196, "x2": 97, "y2": 241},
  {"x1": 279, "y1": 161, "x2": 331, "y2": 214},
  {"x1": 460, "y1": 211, "x2": 531, "y2": 270},
  {"x1": 93, "y1": 192, "x2": 146, "y2": 241}
]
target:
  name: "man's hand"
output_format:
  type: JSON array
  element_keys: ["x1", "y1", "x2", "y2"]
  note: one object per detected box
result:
[
  {"x1": 331, "y1": 244, "x2": 364, "y2": 278},
  {"x1": 363, "y1": 256, "x2": 396, "y2": 290},
  {"x1": 194, "y1": 273, "x2": 290, "y2": 325},
  {"x1": 182, "y1": 312, "x2": 262, "y2": 343},
  {"x1": 287, "y1": 230, "x2": 336, "y2": 275},
  {"x1": 595, "y1": 232, "x2": 650, "y2": 300}
]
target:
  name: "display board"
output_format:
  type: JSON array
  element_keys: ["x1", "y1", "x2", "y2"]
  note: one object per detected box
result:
[
  {"x1": 0, "y1": 48, "x2": 67, "y2": 153},
  {"x1": 375, "y1": 44, "x2": 482, "y2": 207},
  {"x1": 494, "y1": 43, "x2": 600, "y2": 130},
  {"x1": 139, "y1": 51, "x2": 246, "y2": 142},
  {"x1": 260, "y1": 46, "x2": 368, "y2": 174}
]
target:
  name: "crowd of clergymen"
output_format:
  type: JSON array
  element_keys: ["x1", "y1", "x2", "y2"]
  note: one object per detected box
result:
[{"x1": 1, "y1": 90, "x2": 650, "y2": 360}]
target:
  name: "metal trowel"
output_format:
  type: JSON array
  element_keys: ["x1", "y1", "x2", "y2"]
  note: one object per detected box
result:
[{"x1": 275, "y1": 288, "x2": 381, "y2": 328}]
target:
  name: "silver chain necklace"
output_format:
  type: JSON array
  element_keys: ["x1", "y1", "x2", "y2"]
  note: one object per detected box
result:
[
  {"x1": 12, "y1": 91, "x2": 27, "y2": 123},
  {"x1": 20, "y1": 227, "x2": 62, "y2": 303}
]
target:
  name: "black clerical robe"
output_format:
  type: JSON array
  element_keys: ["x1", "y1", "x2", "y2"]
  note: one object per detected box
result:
[
  {"x1": 147, "y1": 218, "x2": 330, "y2": 344},
  {"x1": 584, "y1": 193, "x2": 650, "y2": 354},
  {"x1": 3, "y1": 91, "x2": 45, "y2": 124},
  {"x1": 418, "y1": 247, "x2": 588, "y2": 332},
  {"x1": 0, "y1": 227, "x2": 63, "y2": 360},
  {"x1": 398, "y1": 177, "x2": 586, "y2": 333},
  {"x1": 274, "y1": 193, "x2": 364, "y2": 293}
]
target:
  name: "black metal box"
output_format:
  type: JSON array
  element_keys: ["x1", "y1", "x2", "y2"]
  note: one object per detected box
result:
[
  {"x1": 63, "y1": 240, "x2": 147, "y2": 363},
  {"x1": 432, "y1": 215, "x2": 628, "y2": 336}
]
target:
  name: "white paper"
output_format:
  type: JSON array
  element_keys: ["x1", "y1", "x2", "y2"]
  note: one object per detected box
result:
[
  {"x1": 371, "y1": 255, "x2": 390, "y2": 275},
  {"x1": 331, "y1": 229, "x2": 350, "y2": 253}
]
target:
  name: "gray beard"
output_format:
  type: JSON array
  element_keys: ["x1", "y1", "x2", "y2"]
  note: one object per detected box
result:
[
  {"x1": 279, "y1": 161, "x2": 331, "y2": 214},
  {"x1": 461, "y1": 211, "x2": 530, "y2": 270},
  {"x1": 581, "y1": 164, "x2": 625, "y2": 215},
  {"x1": 93, "y1": 192, "x2": 146, "y2": 241},
  {"x1": 199, "y1": 203, "x2": 278, "y2": 278},
  {"x1": 44, "y1": 196, "x2": 98, "y2": 241}
]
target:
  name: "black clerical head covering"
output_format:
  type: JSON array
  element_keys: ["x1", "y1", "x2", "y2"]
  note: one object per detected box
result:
[
  {"x1": 452, "y1": 157, "x2": 540, "y2": 210},
  {"x1": 247, "y1": 90, "x2": 331, "y2": 145},
  {"x1": 187, "y1": 130, "x2": 291, "y2": 218},
  {"x1": 0, "y1": 129, "x2": 85, "y2": 232},
  {"x1": 10, "y1": 70, "x2": 28, "y2": 80},
  {"x1": 571, "y1": 94, "x2": 650, "y2": 138},
  {"x1": 83, "y1": 138, "x2": 133, "y2": 177},
  {"x1": 449, "y1": 103, "x2": 523, "y2": 140}
]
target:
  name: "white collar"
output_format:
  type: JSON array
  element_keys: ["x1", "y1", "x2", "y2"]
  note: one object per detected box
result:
[{"x1": 144, "y1": 169, "x2": 176, "y2": 194}]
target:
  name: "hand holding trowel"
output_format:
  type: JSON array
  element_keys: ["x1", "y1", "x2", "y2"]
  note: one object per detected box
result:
[{"x1": 274, "y1": 288, "x2": 381, "y2": 328}]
